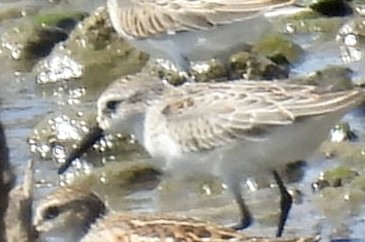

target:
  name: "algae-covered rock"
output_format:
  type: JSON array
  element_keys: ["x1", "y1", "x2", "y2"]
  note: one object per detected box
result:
[
  {"x1": 34, "y1": 12, "x2": 87, "y2": 28},
  {"x1": 190, "y1": 60, "x2": 227, "y2": 82},
  {"x1": 0, "y1": 1, "x2": 49, "y2": 22},
  {"x1": 148, "y1": 49, "x2": 290, "y2": 85},
  {"x1": 68, "y1": 161, "x2": 160, "y2": 188},
  {"x1": 313, "y1": 171, "x2": 365, "y2": 231},
  {"x1": 322, "y1": 166, "x2": 359, "y2": 187},
  {"x1": 314, "y1": 186, "x2": 365, "y2": 223},
  {"x1": 289, "y1": 66, "x2": 354, "y2": 91},
  {"x1": 34, "y1": 6, "x2": 148, "y2": 85},
  {"x1": 252, "y1": 35, "x2": 304, "y2": 64},
  {"x1": 0, "y1": 11, "x2": 87, "y2": 71},
  {"x1": 229, "y1": 50, "x2": 289, "y2": 80},
  {"x1": 143, "y1": 59, "x2": 187, "y2": 86}
]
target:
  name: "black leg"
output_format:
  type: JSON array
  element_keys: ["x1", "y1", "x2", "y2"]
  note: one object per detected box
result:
[
  {"x1": 229, "y1": 181, "x2": 252, "y2": 230},
  {"x1": 272, "y1": 170, "x2": 293, "y2": 237},
  {"x1": 233, "y1": 193, "x2": 252, "y2": 230}
]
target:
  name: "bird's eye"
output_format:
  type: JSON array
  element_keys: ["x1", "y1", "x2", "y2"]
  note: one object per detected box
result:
[
  {"x1": 43, "y1": 206, "x2": 60, "y2": 220},
  {"x1": 106, "y1": 101, "x2": 119, "y2": 114}
]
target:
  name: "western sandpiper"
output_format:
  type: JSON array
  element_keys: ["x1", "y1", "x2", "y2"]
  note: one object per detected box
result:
[
  {"x1": 34, "y1": 186, "x2": 318, "y2": 242},
  {"x1": 106, "y1": 0, "x2": 305, "y2": 72},
  {"x1": 57, "y1": 72, "x2": 363, "y2": 237}
]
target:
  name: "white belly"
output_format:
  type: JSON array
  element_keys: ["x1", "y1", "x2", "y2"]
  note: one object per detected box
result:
[{"x1": 143, "y1": 110, "x2": 348, "y2": 184}]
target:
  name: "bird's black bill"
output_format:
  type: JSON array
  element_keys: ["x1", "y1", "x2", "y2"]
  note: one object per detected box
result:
[{"x1": 57, "y1": 125, "x2": 104, "y2": 174}]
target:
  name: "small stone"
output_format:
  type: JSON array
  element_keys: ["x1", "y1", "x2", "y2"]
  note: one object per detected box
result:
[{"x1": 330, "y1": 122, "x2": 357, "y2": 143}]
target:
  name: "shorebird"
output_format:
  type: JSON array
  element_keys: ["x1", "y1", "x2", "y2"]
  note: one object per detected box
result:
[
  {"x1": 33, "y1": 186, "x2": 318, "y2": 242},
  {"x1": 57, "y1": 72, "x2": 363, "y2": 237},
  {"x1": 106, "y1": 0, "x2": 305, "y2": 72}
]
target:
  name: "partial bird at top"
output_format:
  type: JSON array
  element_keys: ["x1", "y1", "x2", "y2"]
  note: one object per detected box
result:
[{"x1": 107, "y1": 0, "x2": 305, "y2": 71}]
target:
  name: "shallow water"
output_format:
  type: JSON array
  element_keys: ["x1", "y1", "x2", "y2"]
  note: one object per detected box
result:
[{"x1": 1, "y1": 0, "x2": 365, "y2": 241}]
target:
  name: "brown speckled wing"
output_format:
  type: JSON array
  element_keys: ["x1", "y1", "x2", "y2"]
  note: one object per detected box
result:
[
  {"x1": 81, "y1": 213, "x2": 318, "y2": 241},
  {"x1": 82, "y1": 213, "x2": 243, "y2": 241},
  {"x1": 150, "y1": 81, "x2": 361, "y2": 153}
]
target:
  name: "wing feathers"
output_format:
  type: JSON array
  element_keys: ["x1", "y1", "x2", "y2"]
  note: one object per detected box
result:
[
  {"x1": 146, "y1": 81, "x2": 362, "y2": 153},
  {"x1": 113, "y1": 0, "x2": 297, "y2": 38}
]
